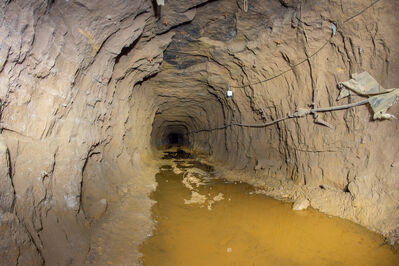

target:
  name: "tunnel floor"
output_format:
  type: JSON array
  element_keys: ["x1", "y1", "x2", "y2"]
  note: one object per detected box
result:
[{"x1": 138, "y1": 150, "x2": 399, "y2": 266}]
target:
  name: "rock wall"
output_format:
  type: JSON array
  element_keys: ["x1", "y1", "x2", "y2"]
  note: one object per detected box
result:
[
  {"x1": 0, "y1": 0, "x2": 398, "y2": 264},
  {"x1": 0, "y1": 0, "x2": 203, "y2": 264},
  {"x1": 147, "y1": 0, "x2": 399, "y2": 241}
]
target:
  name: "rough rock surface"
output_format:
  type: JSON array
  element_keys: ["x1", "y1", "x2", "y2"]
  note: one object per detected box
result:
[
  {"x1": 147, "y1": 0, "x2": 399, "y2": 243},
  {"x1": 0, "y1": 135, "x2": 13, "y2": 212},
  {"x1": 0, "y1": 0, "x2": 206, "y2": 264},
  {"x1": 0, "y1": 0, "x2": 398, "y2": 264},
  {"x1": 292, "y1": 198, "x2": 310, "y2": 211}
]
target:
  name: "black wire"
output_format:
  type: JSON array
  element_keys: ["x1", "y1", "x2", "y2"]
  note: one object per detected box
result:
[
  {"x1": 230, "y1": 0, "x2": 382, "y2": 89},
  {"x1": 343, "y1": 0, "x2": 381, "y2": 23},
  {"x1": 188, "y1": 99, "x2": 370, "y2": 133},
  {"x1": 186, "y1": 0, "x2": 383, "y2": 132},
  {"x1": 231, "y1": 37, "x2": 333, "y2": 88}
]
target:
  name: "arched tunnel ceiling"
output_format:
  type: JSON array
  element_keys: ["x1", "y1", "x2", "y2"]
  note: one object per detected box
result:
[
  {"x1": 145, "y1": 0, "x2": 298, "y2": 151},
  {"x1": 1, "y1": 0, "x2": 399, "y2": 264}
]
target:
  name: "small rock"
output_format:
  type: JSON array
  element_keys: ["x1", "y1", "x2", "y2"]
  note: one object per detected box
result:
[
  {"x1": 292, "y1": 198, "x2": 309, "y2": 211},
  {"x1": 92, "y1": 199, "x2": 108, "y2": 220},
  {"x1": 388, "y1": 238, "x2": 395, "y2": 246},
  {"x1": 213, "y1": 193, "x2": 224, "y2": 202},
  {"x1": 184, "y1": 191, "x2": 207, "y2": 205}
]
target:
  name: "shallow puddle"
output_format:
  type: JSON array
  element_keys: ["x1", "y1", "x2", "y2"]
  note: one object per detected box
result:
[{"x1": 140, "y1": 151, "x2": 399, "y2": 266}]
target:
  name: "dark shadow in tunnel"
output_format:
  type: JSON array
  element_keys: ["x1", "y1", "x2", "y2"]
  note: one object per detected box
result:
[
  {"x1": 151, "y1": 124, "x2": 191, "y2": 150},
  {"x1": 163, "y1": 130, "x2": 188, "y2": 148},
  {"x1": 167, "y1": 132, "x2": 183, "y2": 146}
]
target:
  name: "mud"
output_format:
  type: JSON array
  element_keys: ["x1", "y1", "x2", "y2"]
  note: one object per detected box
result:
[
  {"x1": 0, "y1": 0, "x2": 398, "y2": 264},
  {"x1": 140, "y1": 151, "x2": 399, "y2": 265}
]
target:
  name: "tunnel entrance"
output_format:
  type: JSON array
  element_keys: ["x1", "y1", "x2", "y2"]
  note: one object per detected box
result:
[
  {"x1": 167, "y1": 132, "x2": 183, "y2": 146},
  {"x1": 151, "y1": 123, "x2": 191, "y2": 149},
  {"x1": 162, "y1": 129, "x2": 188, "y2": 148}
]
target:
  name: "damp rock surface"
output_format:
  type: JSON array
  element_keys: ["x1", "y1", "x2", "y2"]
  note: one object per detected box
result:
[
  {"x1": 292, "y1": 198, "x2": 310, "y2": 211},
  {"x1": 0, "y1": 0, "x2": 398, "y2": 264}
]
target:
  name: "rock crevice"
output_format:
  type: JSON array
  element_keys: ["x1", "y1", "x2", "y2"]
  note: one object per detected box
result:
[{"x1": 0, "y1": 0, "x2": 398, "y2": 264}]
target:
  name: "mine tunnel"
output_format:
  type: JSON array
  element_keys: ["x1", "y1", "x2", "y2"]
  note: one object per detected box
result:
[
  {"x1": 166, "y1": 132, "x2": 182, "y2": 145},
  {"x1": 0, "y1": 0, "x2": 399, "y2": 265},
  {"x1": 156, "y1": 125, "x2": 189, "y2": 148}
]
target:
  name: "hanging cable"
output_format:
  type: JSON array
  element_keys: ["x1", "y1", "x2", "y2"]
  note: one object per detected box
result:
[
  {"x1": 188, "y1": 99, "x2": 369, "y2": 133},
  {"x1": 180, "y1": 0, "x2": 383, "y2": 134},
  {"x1": 230, "y1": 0, "x2": 382, "y2": 89},
  {"x1": 343, "y1": 0, "x2": 381, "y2": 23}
]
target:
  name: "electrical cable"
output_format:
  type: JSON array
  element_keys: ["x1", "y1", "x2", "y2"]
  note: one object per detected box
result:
[
  {"x1": 188, "y1": 99, "x2": 369, "y2": 133},
  {"x1": 189, "y1": 0, "x2": 383, "y2": 133},
  {"x1": 230, "y1": 0, "x2": 382, "y2": 89}
]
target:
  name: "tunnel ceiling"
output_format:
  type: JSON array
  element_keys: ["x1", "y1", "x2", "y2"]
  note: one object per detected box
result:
[
  {"x1": 147, "y1": 0, "x2": 293, "y2": 151},
  {"x1": 1, "y1": 0, "x2": 399, "y2": 264}
]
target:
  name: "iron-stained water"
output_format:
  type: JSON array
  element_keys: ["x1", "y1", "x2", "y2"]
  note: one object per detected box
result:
[{"x1": 140, "y1": 151, "x2": 399, "y2": 266}]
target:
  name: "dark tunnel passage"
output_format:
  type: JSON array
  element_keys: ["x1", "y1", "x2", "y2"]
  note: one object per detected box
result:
[
  {"x1": 3, "y1": 0, "x2": 399, "y2": 265},
  {"x1": 152, "y1": 123, "x2": 191, "y2": 149},
  {"x1": 161, "y1": 127, "x2": 189, "y2": 147},
  {"x1": 148, "y1": 90, "x2": 229, "y2": 154},
  {"x1": 167, "y1": 132, "x2": 183, "y2": 146}
]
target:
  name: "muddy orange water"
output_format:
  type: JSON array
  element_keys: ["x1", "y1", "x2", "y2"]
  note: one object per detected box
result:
[{"x1": 140, "y1": 151, "x2": 399, "y2": 266}]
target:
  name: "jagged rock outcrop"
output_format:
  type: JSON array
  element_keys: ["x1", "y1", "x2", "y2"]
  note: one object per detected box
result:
[
  {"x1": 0, "y1": 135, "x2": 13, "y2": 212},
  {"x1": 0, "y1": 0, "x2": 206, "y2": 264},
  {"x1": 147, "y1": 0, "x2": 399, "y2": 241}
]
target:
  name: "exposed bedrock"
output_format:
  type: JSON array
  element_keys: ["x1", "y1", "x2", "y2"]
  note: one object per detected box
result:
[{"x1": 0, "y1": 0, "x2": 398, "y2": 264}]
